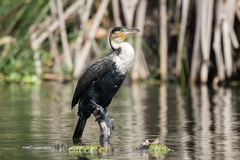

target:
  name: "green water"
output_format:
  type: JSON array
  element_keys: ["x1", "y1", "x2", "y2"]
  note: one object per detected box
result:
[{"x1": 1, "y1": 82, "x2": 240, "y2": 159}]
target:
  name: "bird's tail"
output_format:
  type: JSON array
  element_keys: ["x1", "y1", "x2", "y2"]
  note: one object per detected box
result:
[{"x1": 72, "y1": 116, "x2": 87, "y2": 145}]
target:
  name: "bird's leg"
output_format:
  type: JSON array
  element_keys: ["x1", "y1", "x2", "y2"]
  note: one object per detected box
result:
[{"x1": 90, "y1": 100, "x2": 105, "y2": 122}]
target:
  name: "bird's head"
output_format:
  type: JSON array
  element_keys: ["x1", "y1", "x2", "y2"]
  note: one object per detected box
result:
[{"x1": 109, "y1": 26, "x2": 140, "y2": 51}]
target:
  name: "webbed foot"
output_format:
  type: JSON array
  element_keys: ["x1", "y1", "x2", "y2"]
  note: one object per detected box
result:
[
  {"x1": 72, "y1": 138, "x2": 84, "y2": 146},
  {"x1": 90, "y1": 100, "x2": 106, "y2": 122}
]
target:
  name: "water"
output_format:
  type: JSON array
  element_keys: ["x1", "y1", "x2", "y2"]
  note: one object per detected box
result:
[{"x1": 1, "y1": 82, "x2": 240, "y2": 159}]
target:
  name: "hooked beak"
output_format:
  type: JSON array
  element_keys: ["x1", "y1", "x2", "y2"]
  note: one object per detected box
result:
[
  {"x1": 125, "y1": 28, "x2": 140, "y2": 35},
  {"x1": 120, "y1": 28, "x2": 140, "y2": 40}
]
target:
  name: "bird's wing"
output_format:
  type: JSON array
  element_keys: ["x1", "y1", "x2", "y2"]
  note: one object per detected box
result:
[{"x1": 71, "y1": 56, "x2": 114, "y2": 108}]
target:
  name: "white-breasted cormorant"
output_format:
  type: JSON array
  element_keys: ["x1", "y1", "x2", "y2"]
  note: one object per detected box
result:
[{"x1": 71, "y1": 26, "x2": 140, "y2": 145}]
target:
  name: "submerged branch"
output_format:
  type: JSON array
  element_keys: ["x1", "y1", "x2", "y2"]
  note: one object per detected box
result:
[
  {"x1": 135, "y1": 138, "x2": 168, "y2": 154},
  {"x1": 93, "y1": 107, "x2": 112, "y2": 148}
]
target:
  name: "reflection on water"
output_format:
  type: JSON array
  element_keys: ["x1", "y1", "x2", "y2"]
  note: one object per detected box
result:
[{"x1": 0, "y1": 82, "x2": 240, "y2": 159}]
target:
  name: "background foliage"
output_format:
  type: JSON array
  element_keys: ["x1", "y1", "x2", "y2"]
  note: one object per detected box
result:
[{"x1": 0, "y1": 0, "x2": 240, "y2": 85}]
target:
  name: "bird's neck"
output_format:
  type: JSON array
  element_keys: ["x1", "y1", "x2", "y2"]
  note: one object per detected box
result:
[
  {"x1": 112, "y1": 42, "x2": 135, "y2": 74},
  {"x1": 110, "y1": 38, "x2": 122, "y2": 51}
]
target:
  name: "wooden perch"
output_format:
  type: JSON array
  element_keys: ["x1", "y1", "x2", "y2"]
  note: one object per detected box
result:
[{"x1": 93, "y1": 107, "x2": 112, "y2": 148}]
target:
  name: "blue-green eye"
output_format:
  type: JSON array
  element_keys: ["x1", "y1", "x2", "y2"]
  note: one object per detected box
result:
[{"x1": 120, "y1": 29, "x2": 125, "y2": 32}]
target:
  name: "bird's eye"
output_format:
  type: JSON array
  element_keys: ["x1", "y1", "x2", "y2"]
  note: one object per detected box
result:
[{"x1": 120, "y1": 29, "x2": 125, "y2": 32}]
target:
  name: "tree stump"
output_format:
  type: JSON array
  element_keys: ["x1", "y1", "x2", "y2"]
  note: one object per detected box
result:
[{"x1": 93, "y1": 107, "x2": 113, "y2": 148}]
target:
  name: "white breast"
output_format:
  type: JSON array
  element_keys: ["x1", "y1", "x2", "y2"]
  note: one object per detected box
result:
[{"x1": 113, "y1": 42, "x2": 135, "y2": 74}]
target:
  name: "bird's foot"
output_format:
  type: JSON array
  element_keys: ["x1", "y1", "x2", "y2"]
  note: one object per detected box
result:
[
  {"x1": 90, "y1": 100, "x2": 106, "y2": 122},
  {"x1": 94, "y1": 106, "x2": 105, "y2": 122},
  {"x1": 72, "y1": 138, "x2": 84, "y2": 146}
]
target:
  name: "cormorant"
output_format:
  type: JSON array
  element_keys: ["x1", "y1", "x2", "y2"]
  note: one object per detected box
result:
[{"x1": 71, "y1": 26, "x2": 140, "y2": 145}]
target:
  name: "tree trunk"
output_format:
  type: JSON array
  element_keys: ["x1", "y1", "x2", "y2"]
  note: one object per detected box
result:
[
  {"x1": 112, "y1": 0, "x2": 122, "y2": 26},
  {"x1": 121, "y1": 0, "x2": 138, "y2": 28},
  {"x1": 176, "y1": 0, "x2": 189, "y2": 78},
  {"x1": 189, "y1": 0, "x2": 201, "y2": 85},
  {"x1": 56, "y1": 0, "x2": 72, "y2": 70},
  {"x1": 200, "y1": 0, "x2": 213, "y2": 83},
  {"x1": 29, "y1": 26, "x2": 42, "y2": 76},
  {"x1": 49, "y1": 0, "x2": 62, "y2": 74},
  {"x1": 73, "y1": 0, "x2": 110, "y2": 78},
  {"x1": 159, "y1": 0, "x2": 168, "y2": 81},
  {"x1": 131, "y1": 0, "x2": 149, "y2": 81}
]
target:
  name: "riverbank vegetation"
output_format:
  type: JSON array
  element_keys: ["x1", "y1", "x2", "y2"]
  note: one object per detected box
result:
[{"x1": 0, "y1": 0, "x2": 240, "y2": 85}]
